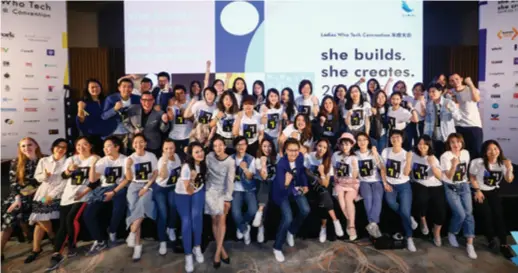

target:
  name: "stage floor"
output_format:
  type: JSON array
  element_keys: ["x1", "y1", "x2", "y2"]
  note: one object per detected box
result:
[{"x1": 1, "y1": 237, "x2": 516, "y2": 273}]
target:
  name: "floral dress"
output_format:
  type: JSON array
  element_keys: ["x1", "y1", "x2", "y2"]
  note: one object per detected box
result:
[{"x1": 1, "y1": 158, "x2": 39, "y2": 231}]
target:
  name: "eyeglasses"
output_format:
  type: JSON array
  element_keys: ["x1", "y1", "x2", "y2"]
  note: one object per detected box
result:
[{"x1": 55, "y1": 145, "x2": 67, "y2": 150}]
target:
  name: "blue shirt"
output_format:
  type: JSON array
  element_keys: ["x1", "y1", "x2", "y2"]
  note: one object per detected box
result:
[
  {"x1": 272, "y1": 153, "x2": 308, "y2": 205},
  {"x1": 76, "y1": 100, "x2": 116, "y2": 137}
]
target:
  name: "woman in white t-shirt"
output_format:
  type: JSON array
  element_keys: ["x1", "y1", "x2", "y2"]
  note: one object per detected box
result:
[
  {"x1": 125, "y1": 134, "x2": 158, "y2": 261},
  {"x1": 387, "y1": 92, "x2": 419, "y2": 151},
  {"x1": 304, "y1": 139, "x2": 344, "y2": 243},
  {"x1": 381, "y1": 129, "x2": 418, "y2": 252},
  {"x1": 439, "y1": 133, "x2": 476, "y2": 259},
  {"x1": 231, "y1": 77, "x2": 248, "y2": 108},
  {"x1": 259, "y1": 88, "x2": 284, "y2": 148},
  {"x1": 410, "y1": 135, "x2": 445, "y2": 247},
  {"x1": 153, "y1": 139, "x2": 182, "y2": 255},
  {"x1": 295, "y1": 79, "x2": 319, "y2": 120},
  {"x1": 45, "y1": 137, "x2": 98, "y2": 271},
  {"x1": 81, "y1": 137, "x2": 129, "y2": 255},
  {"x1": 470, "y1": 140, "x2": 514, "y2": 259},
  {"x1": 184, "y1": 87, "x2": 217, "y2": 126},
  {"x1": 210, "y1": 90, "x2": 239, "y2": 152},
  {"x1": 232, "y1": 95, "x2": 264, "y2": 155},
  {"x1": 279, "y1": 113, "x2": 314, "y2": 155},
  {"x1": 166, "y1": 85, "x2": 192, "y2": 159},
  {"x1": 344, "y1": 85, "x2": 371, "y2": 136},
  {"x1": 332, "y1": 133, "x2": 358, "y2": 241},
  {"x1": 175, "y1": 142, "x2": 207, "y2": 273}
]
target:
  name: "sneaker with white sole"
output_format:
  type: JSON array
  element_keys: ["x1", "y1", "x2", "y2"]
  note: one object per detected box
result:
[
  {"x1": 287, "y1": 232, "x2": 295, "y2": 247},
  {"x1": 407, "y1": 238, "x2": 417, "y2": 252},
  {"x1": 167, "y1": 228, "x2": 176, "y2": 242},
  {"x1": 273, "y1": 249, "x2": 285, "y2": 262},
  {"x1": 236, "y1": 228, "x2": 244, "y2": 240},
  {"x1": 109, "y1": 233, "x2": 117, "y2": 243},
  {"x1": 348, "y1": 227, "x2": 357, "y2": 241},
  {"x1": 252, "y1": 211, "x2": 263, "y2": 227},
  {"x1": 466, "y1": 244, "x2": 477, "y2": 259},
  {"x1": 448, "y1": 233, "x2": 459, "y2": 247},
  {"x1": 434, "y1": 236, "x2": 442, "y2": 247},
  {"x1": 193, "y1": 246, "x2": 204, "y2": 263},
  {"x1": 88, "y1": 241, "x2": 98, "y2": 255},
  {"x1": 126, "y1": 232, "x2": 136, "y2": 248},
  {"x1": 333, "y1": 220, "x2": 344, "y2": 237},
  {"x1": 319, "y1": 227, "x2": 327, "y2": 243},
  {"x1": 373, "y1": 223, "x2": 383, "y2": 238},
  {"x1": 132, "y1": 245, "x2": 142, "y2": 262},
  {"x1": 185, "y1": 254, "x2": 194, "y2": 272},
  {"x1": 257, "y1": 225, "x2": 265, "y2": 243},
  {"x1": 244, "y1": 225, "x2": 251, "y2": 245},
  {"x1": 159, "y1": 242, "x2": 167, "y2": 256},
  {"x1": 411, "y1": 217, "x2": 418, "y2": 230},
  {"x1": 421, "y1": 223, "x2": 429, "y2": 235},
  {"x1": 366, "y1": 223, "x2": 376, "y2": 238}
]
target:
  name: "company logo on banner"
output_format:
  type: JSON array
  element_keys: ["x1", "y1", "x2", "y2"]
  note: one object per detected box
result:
[{"x1": 0, "y1": 1, "x2": 67, "y2": 159}]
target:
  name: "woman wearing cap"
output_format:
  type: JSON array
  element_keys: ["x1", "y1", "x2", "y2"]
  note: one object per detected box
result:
[
  {"x1": 232, "y1": 95, "x2": 264, "y2": 155},
  {"x1": 312, "y1": 95, "x2": 344, "y2": 147}
]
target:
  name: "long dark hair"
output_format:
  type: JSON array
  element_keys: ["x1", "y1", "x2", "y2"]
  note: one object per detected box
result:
[
  {"x1": 217, "y1": 90, "x2": 239, "y2": 114},
  {"x1": 333, "y1": 84, "x2": 347, "y2": 103},
  {"x1": 366, "y1": 78, "x2": 381, "y2": 93},
  {"x1": 281, "y1": 87, "x2": 296, "y2": 120},
  {"x1": 294, "y1": 113, "x2": 312, "y2": 144},
  {"x1": 265, "y1": 88, "x2": 281, "y2": 109},
  {"x1": 414, "y1": 135, "x2": 434, "y2": 156},
  {"x1": 252, "y1": 80, "x2": 265, "y2": 102},
  {"x1": 314, "y1": 138, "x2": 332, "y2": 175},
  {"x1": 481, "y1": 140, "x2": 506, "y2": 172},
  {"x1": 392, "y1": 80, "x2": 407, "y2": 95},
  {"x1": 190, "y1": 80, "x2": 202, "y2": 100},
  {"x1": 232, "y1": 77, "x2": 248, "y2": 96},
  {"x1": 186, "y1": 141, "x2": 207, "y2": 177},
  {"x1": 82, "y1": 78, "x2": 105, "y2": 102},
  {"x1": 257, "y1": 138, "x2": 277, "y2": 164},
  {"x1": 318, "y1": 95, "x2": 339, "y2": 127},
  {"x1": 344, "y1": 85, "x2": 365, "y2": 110}
]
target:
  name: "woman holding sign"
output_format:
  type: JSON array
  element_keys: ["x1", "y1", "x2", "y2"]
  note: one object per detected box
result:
[
  {"x1": 232, "y1": 95, "x2": 264, "y2": 155},
  {"x1": 153, "y1": 139, "x2": 182, "y2": 255},
  {"x1": 176, "y1": 142, "x2": 207, "y2": 273},
  {"x1": 381, "y1": 130, "x2": 418, "y2": 253},
  {"x1": 125, "y1": 134, "x2": 158, "y2": 261},
  {"x1": 82, "y1": 137, "x2": 129, "y2": 255},
  {"x1": 439, "y1": 133, "x2": 477, "y2": 259},
  {"x1": 470, "y1": 140, "x2": 514, "y2": 259},
  {"x1": 46, "y1": 137, "x2": 98, "y2": 271}
]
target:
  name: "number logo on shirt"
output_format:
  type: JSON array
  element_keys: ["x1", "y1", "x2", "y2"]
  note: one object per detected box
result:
[
  {"x1": 135, "y1": 162, "x2": 152, "y2": 180},
  {"x1": 175, "y1": 109, "x2": 185, "y2": 125},
  {"x1": 168, "y1": 166, "x2": 181, "y2": 186},
  {"x1": 324, "y1": 119, "x2": 333, "y2": 133},
  {"x1": 388, "y1": 117, "x2": 396, "y2": 130},
  {"x1": 453, "y1": 163, "x2": 467, "y2": 183},
  {"x1": 483, "y1": 170, "x2": 502, "y2": 186},
  {"x1": 193, "y1": 173, "x2": 205, "y2": 189},
  {"x1": 336, "y1": 162, "x2": 349, "y2": 177},
  {"x1": 105, "y1": 166, "x2": 122, "y2": 184},
  {"x1": 72, "y1": 167, "x2": 90, "y2": 186},
  {"x1": 222, "y1": 119, "x2": 234, "y2": 132},
  {"x1": 386, "y1": 160, "x2": 401, "y2": 179},
  {"x1": 267, "y1": 163, "x2": 276, "y2": 180},
  {"x1": 198, "y1": 110, "x2": 212, "y2": 124},
  {"x1": 351, "y1": 110, "x2": 363, "y2": 126},
  {"x1": 234, "y1": 166, "x2": 242, "y2": 182},
  {"x1": 267, "y1": 114, "x2": 279, "y2": 130},
  {"x1": 412, "y1": 163, "x2": 428, "y2": 180},
  {"x1": 243, "y1": 124, "x2": 257, "y2": 139},
  {"x1": 358, "y1": 159, "x2": 373, "y2": 177},
  {"x1": 298, "y1": 105, "x2": 310, "y2": 115}
]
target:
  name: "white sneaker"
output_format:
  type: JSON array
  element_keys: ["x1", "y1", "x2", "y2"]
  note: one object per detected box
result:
[
  {"x1": 366, "y1": 223, "x2": 376, "y2": 238},
  {"x1": 185, "y1": 254, "x2": 194, "y2": 273},
  {"x1": 319, "y1": 227, "x2": 327, "y2": 243},
  {"x1": 373, "y1": 223, "x2": 383, "y2": 238},
  {"x1": 257, "y1": 226, "x2": 265, "y2": 243},
  {"x1": 448, "y1": 233, "x2": 459, "y2": 248},
  {"x1": 126, "y1": 232, "x2": 136, "y2": 248},
  {"x1": 407, "y1": 238, "x2": 417, "y2": 252},
  {"x1": 167, "y1": 228, "x2": 176, "y2": 242},
  {"x1": 244, "y1": 225, "x2": 251, "y2": 245},
  {"x1": 87, "y1": 241, "x2": 98, "y2": 255},
  {"x1": 466, "y1": 244, "x2": 477, "y2": 259},
  {"x1": 132, "y1": 244, "x2": 142, "y2": 261},
  {"x1": 109, "y1": 232, "x2": 117, "y2": 243},
  {"x1": 411, "y1": 217, "x2": 418, "y2": 230},
  {"x1": 287, "y1": 232, "x2": 295, "y2": 247},
  {"x1": 193, "y1": 246, "x2": 204, "y2": 263},
  {"x1": 252, "y1": 211, "x2": 263, "y2": 227},
  {"x1": 236, "y1": 228, "x2": 244, "y2": 240},
  {"x1": 333, "y1": 220, "x2": 344, "y2": 237},
  {"x1": 348, "y1": 227, "x2": 358, "y2": 241},
  {"x1": 159, "y1": 242, "x2": 167, "y2": 256},
  {"x1": 421, "y1": 223, "x2": 429, "y2": 235},
  {"x1": 273, "y1": 249, "x2": 285, "y2": 262}
]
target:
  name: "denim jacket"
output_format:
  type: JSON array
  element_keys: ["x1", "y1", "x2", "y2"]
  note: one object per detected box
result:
[
  {"x1": 231, "y1": 153, "x2": 256, "y2": 192},
  {"x1": 424, "y1": 97, "x2": 460, "y2": 141}
]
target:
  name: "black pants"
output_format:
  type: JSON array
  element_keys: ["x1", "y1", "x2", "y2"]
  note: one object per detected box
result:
[
  {"x1": 473, "y1": 189, "x2": 507, "y2": 244},
  {"x1": 257, "y1": 180, "x2": 271, "y2": 206},
  {"x1": 411, "y1": 183, "x2": 446, "y2": 226},
  {"x1": 54, "y1": 203, "x2": 86, "y2": 253},
  {"x1": 246, "y1": 141, "x2": 259, "y2": 157},
  {"x1": 309, "y1": 182, "x2": 334, "y2": 219},
  {"x1": 455, "y1": 126, "x2": 483, "y2": 159},
  {"x1": 173, "y1": 138, "x2": 189, "y2": 161}
]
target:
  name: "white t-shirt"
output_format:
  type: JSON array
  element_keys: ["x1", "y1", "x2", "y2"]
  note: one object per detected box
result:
[
  {"x1": 331, "y1": 152, "x2": 358, "y2": 178},
  {"x1": 412, "y1": 99, "x2": 426, "y2": 122},
  {"x1": 212, "y1": 109, "x2": 236, "y2": 139},
  {"x1": 354, "y1": 150, "x2": 381, "y2": 182},
  {"x1": 260, "y1": 105, "x2": 284, "y2": 138},
  {"x1": 61, "y1": 155, "x2": 97, "y2": 206},
  {"x1": 238, "y1": 111, "x2": 263, "y2": 145},
  {"x1": 387, "y1": 106, "x2": 412, "y2": 130},
  {"x1": 295, "y1": 96, "x2": 318, "y2": 120},
  {"x1": 234, "y1": 155, "x2": 256, "y2": 192},
  {"x1": 155, "y1": 154, "x2": 182, "y2": 188},
  {"x1": 191, "y1": 100, "x2": 217, "y2": 125},
  {"x1": 344, "y1": 103, "x2": 372, "y2": 131},
  {"x1": 453, "y1": 86, "x2": 482, "y2": 128},
  {"x1": 255, "y1": 155, "x2": 281, "y2": 181},
  {"x1": 304, "y1": 152, "x2": 334, "y2": 177},
  {"x1": 128, "y1": 151, "x2": 158, "y2": 183},
  {"x1": 440, "y1": 150, "x2": 470, "y2": 184},
  {"x1": 469, "y1": 158, "x2": 508, "y2": 191},
  {"x1": 233, "y1": 92, "x2": 243, "y2": 108},
  {"x1": 177, "y1": 163, "x2": 205, "y2": 194},
  {"x1": 169, "y1": 102, "x2": 192, "y2": 140},
  {"x1": 95, "y1": 155, "x2": 127, "y2": 188},
  {"x1": 411, "y1": 154, "x2": 442, "y2": 187},
  {"x1": 381, "y1": 148, "x2": 409, "y2": 185},
  {"x1": 282, "y1": 124, "x2": 314, "y2": 148}
]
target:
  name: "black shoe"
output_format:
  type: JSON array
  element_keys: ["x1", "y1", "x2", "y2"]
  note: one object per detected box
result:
[
  {"x1": 213, "y1": 260, "x2": 221, "y2": 269},
  {"x1": 67, "y1": 249, "x2": 78, "y2": 258},
  {"x1": 488, "y1": 238, "x2": 500, "y2": 253},
  {"x1": 2, "y1": 253, "x2": 5, "y2": 262},
  {"x1": 221, "y1": 255, "x2": 230, "y2": 264},
  {"x1": 500, "y1": 245, "x2": 515, "y2": 259},
  {"x1": 24, "y1": 250, "x2": 42, "y2": 264},
  {"x1": 45, "y1": 254, "x2": 64, "y2": 272}
]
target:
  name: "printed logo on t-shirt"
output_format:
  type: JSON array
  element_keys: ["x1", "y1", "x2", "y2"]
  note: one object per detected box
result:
[
  {"x1": 198, "y1": 110, "x2": 212, "y2": 124},
  {"x1": 267, "y1": 113, "x2": 279, "y2": 130},
  {"x1": 386, "y1": 159, "x2": 401, "y2": 178},
  {"x1": 298, "y1": 105, "x2": 310, "y2": 115},
  {"x1": 335, "y1": 162, "x2": 349, "y2": 177},
  {"x1": 351, "y1": 109, "x2": 363, "y2": 126},
  {"x1": 388, "y1": 116, "x2": 396, "y2": 130},
  {"x1": 222, "y1": 118, "x2": 234, "y2": 132},
  {"x1": 359, "y1": 159, "x2": 374, "y2": 177},
  {"x1": 135, "y1": 162, "x2": 152, "y2": 180},
  {"x1": 453, "y1": 163, "x2": 467, "y2": 182},
  {"x1": 105, "y1": 166, "x2": 122, "y2": 184},
  {"x1": 243, "y1": 124, "x2": 257, "y2": 139},
  {"x1": 412, "y1": 163, "x2": 428, "y2": 180},
  {"x1": 234, "y1": 166, "x2": 242, "y2": 182},
  {"x1": 72, "y1": 167, "x2": 90, "y2": 186},
  {"x1": 483, "y1": 170, "x2": 502, "y2": 186},
  {"x1": 174, "y1": 109, "x2": 185, "y2": 124},
  {"x1": 193, "y1": 173, "x2": 205, "y2": 189},
  {"x1": 324, "y1": 120, "x2": 333, "y2": 133},
  {"x1": 267, "y1": 163, "x2": 276, "y2": 180},
  {"x1": 167, "y1": 166, "x2": 181, "y2": 186}
]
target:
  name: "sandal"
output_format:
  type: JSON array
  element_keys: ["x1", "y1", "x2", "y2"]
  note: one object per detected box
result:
[{"x1": 347, "y1": 227, "x2": 357, "y2": 241}]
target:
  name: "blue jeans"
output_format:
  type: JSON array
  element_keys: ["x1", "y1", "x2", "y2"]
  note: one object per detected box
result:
[
  {"x1": 384, "y1": 182, "x2": 413, "y2": 237},
  {"x1": 83, "y1": 187, "x2": 127, "y2": 241},
  {"x1": 375, "y1": 134, "x2": 388, "y2": 152},
  {"x1": 231, "y1": 191, "x2": 258, "y2": 233},
  {"x1": 153, "y1": 184, "x2": 178, "y2": 242},
  {"x1": 444, "y1": 183, "x2": 475, "y2": 238},
  {"x1": 274, "y1": 195, "x2": 310, "y2": 250},
  {"x1": 175, "y1": 188, "x2": 205, "y2": 254},
  {"x1": 359, "y1": 181, "x2": 384, "y2": 223}
]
